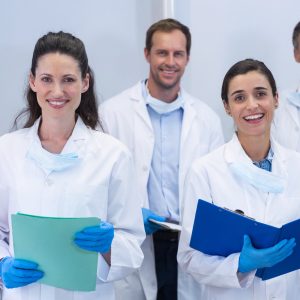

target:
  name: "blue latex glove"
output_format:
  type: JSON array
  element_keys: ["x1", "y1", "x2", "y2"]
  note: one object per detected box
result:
[
  {"x1": 74, "y1": 221, "x2": 114, "y2": 253},
  {"x1": 142, "y1": 208, "x2": 166, "y2": 235},
  {"x1": 238, "y1": 235, "x2": 296, "y2": 273},
  {"x1": 0, "y1": 257, "x2": 44, "y2": 289}
]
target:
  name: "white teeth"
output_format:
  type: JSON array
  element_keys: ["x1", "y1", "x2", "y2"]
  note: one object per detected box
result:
[
  {"x1": 244, "y1": 114, "x2": 263, "y2": 120},
  {"x1": 48, "y1": 101, "x2": 66, "y2": 105}
]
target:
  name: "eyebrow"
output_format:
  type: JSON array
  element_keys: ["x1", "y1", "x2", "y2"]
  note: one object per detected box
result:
[{"x1": 230, "y1": 87, "x2": 268, "y2": 97}]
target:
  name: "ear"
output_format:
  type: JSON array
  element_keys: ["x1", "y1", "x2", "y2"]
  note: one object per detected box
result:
[
  {"x1": 29, "y1": 73, "x2": 37, "y2": 92},
  {"x1": 274, "y1": 92, "x2": 279, "y2": 109},
  {"x1": 81, "y1": 73, "x2": 90, "y2": 93},
  {"x1": 294, "y1": 47, "x2": 300, "y2": 63},
  {"x1": 223, "y1": 101, "x2": 231, "y2": 116},
  {"x1": 144, "y1": 47, "x2": 150, "y2": 63}
]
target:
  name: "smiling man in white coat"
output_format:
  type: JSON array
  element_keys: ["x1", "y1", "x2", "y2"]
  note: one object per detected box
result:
[
  {"x1": 100, "y1": 18, "x2": 224, "y2": 300},
  {"x1": 273, "y1": 21, "x2": 300, "y2": 149}
]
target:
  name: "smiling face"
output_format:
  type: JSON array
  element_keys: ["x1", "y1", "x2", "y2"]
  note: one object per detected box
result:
[
  {"x1": 29, "y1": 52, "x2": 89, "y2": 122},
  {"x1": 224, "y1": 71, "x2": 278, "y2": 140},
  {"x1": 144, "y1": 29, "x2": 189, "y2": 101}
]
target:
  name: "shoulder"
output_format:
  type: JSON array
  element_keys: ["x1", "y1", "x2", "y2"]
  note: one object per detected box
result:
[
  {"x1": 190, "y1": 143, "x2": 226, "y2": 173},
  {"x1": 88, "y1": 129, "x2": 131, "y2": 157},
  {"x1": 100, "y1": 82, "x2": 141, "y2": 113},
  {"x1": 0, "y1": 128, "x2": 30, "y2": 149},
  {"x1": 183, "y1": 90, "x2": 221, "y2": 122}
]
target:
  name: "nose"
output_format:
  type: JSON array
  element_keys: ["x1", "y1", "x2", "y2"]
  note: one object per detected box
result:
[
  {"x1": 246, "y1": 96, "x2": 259, "y2": 110},
  {"x1": 165, "y1": 54, "x2": 175, "y2": 66},
  {"x1": 52, "y1": 82, "x2": 64, "y2": 97}
]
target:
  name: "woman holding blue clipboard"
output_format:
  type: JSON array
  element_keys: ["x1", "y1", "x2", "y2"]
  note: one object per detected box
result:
[
  {"x1": 178, "y1": 59, "x2": 300, "y2": 299},
  {"x1": 0, "y1": 32, "x2": 144, "y2": 300}
]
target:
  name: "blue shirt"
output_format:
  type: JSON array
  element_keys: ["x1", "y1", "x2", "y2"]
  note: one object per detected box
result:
[
  {"x1": 142, "y1": 81, "x2": 183, "y2": 222},
  {"x1": 253, "y1": 148, "x2": 274, "y2": 172}
]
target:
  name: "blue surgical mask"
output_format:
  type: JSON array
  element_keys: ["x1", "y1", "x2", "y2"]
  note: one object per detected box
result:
[
  {"x1": 229, "y1": 161, "x2": 285, "y2": 193},
  {"x1": 27, "y1": 140, "x2": 80, "y2": 174},
  {"x1": 287, "y1": 91, "x2": 300, "y2": 108}
]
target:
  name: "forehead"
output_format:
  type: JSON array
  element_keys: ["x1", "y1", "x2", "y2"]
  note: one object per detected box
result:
[
  {"x1": 151, "y1": 29, "x2": 187, "y2": 51},
  {"x1": 35, "y1": 52, "x2": 80, "y2": 74},
  {"x1": 228, "y1": 71, "x2": 271, "y2": 93}
]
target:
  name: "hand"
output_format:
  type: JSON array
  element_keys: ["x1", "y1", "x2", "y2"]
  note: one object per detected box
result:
[
  {"x1": 238, "y1": 235, "x2": 296, "y2": 273},
  {"x1": 0, "y1": 257, "x2": 44, "y2": 289},
  {"x1": 142, "y1": 208, "x2": 166, "y2": 235},
  {"x1": 74, "y1": 221, "x2": 114, "y2": 253}
]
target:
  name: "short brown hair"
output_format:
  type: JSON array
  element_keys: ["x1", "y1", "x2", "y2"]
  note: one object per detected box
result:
[
  {"x1": 145, "y1": 18, "x2": 191, "y2": 55},
  {"x1": 292, "y1": 21, "x2": 300, "y2": 50}
]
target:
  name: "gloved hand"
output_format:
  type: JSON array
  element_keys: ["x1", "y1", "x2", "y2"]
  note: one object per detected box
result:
[
  {"x1": 0, "y1": 257, "x2": 44, "y2": 289},
  {"x1": 238, "y1": 235, "x2": 296, "y2": 273},
  {"x1": 142, "y1": 208, "x2": 166, "y2": 235},
  {"x1": 74, "y1": 221, "x2": 114, "y2": 253}
]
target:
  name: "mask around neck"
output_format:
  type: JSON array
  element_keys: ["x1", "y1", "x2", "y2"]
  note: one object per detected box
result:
[
  {"x1": 229, "y1": 161, "x2": 285, "y2": 193},
  {"x1": 146, "y1": 93, "x2": 183, "y2": 114},
  {"x1": 27, "y1": 139, "x2": 80, "y2": 174},
  {"x1": 287, "y1": 91, "x2": 300, "y2": 108}
]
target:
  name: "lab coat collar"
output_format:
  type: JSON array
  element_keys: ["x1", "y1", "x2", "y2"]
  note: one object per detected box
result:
[
  {"x1": 129, "y1": 81, "x2": 153, "y2": 132},
  {"x1": 26, "y1": 116, "x2": 89, "y2": 157},
  {"x1": 285, "y1": 91, "x2": 300, "y2": 128},
  {"x1": 224, "y1": 133, "x2": 288, "y2": 175}
]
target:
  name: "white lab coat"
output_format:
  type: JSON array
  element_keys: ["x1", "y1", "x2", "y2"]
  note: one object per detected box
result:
[
  {"x1": 0, "y1": 117, "x2": 145, "y2": 300},
  {"x1": 99, "y1": 81, "x2": 224, "y2": 300},
  {"x1": 272, "y1": 90, "x2": 300, "y2": 151},
  {"x1": 178, "y1": 134, "x2": 300, "y2": 300}
]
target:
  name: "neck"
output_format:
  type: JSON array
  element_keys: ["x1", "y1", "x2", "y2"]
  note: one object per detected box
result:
[
  {"x1": 147, "y1": 77, "x2": 179, "y2": 103},
  {"x1": 237, "y1": 132, "x2": 271, "y2": 162},
  {"x1": 38, "y1": 115, "x2": 76, "y2": 153}
]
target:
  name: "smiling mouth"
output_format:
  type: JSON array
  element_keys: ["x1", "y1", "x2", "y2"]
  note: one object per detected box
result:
[
  {"x1": 47, "y1": 99, "x2": 69, "y2": 108},
  {"x1": 243, "y1": 113, "x2": 264, "y2": 121}
]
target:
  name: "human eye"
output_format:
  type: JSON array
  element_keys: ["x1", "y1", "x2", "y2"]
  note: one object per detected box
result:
[
  {"x1": 234, "y1": 94, "x2": 245, "y2": 102},
  {"x1": 63, "y1": 76, "x2": 76, "y2": 83},
  {"x1": 256, "y1": 91, "x2": 267, "y2": 98},
  {"x1": 157, "y1": 50, "x2": 167, "y2": 56},
  {"x1": 174, "y1": 51, "x2": 184, "y2": 57},
  {"x1": 41, "y1": 76, "x2": 51, "y2": 83}
]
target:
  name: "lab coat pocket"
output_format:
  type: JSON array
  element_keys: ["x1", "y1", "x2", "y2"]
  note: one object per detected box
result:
[{"x1": 64, "y1": 184, "x2": 108, "y2": 218}]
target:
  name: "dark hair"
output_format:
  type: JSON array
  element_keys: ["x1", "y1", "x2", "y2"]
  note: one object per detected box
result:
[
  {"x1": 221, "y1": 59, "x2": 277, "y2": 103},
  {"x1": 15, "y1": 31, "x2": 99, "y2": 129},
  {"x1": 145, "y1": 18, "x2": 191, "y2": 55},
  {"x1": 292, "y1": 21, "x2": 300, "y2": 50}
]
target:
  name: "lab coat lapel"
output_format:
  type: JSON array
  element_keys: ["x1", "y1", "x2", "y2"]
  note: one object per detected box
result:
[
  {"x1": 286, "y1": 93, "x2": 300, "y2": 129},
  {"x1": 131, "y1": 84, "x2": 154, "y2": 208},
  {"x1": 178, "y1": 95, "x2": 197, "y2": 217},
  {"x1": 180, "y1": 93, "x2": 196, "y2": 149},
  {"x1": 130, "y1": 84, "x2": 153, "y2": 133}
]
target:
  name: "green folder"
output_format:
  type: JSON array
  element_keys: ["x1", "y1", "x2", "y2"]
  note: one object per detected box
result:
[{"x1": 12, "y1": 213, "x2": 100, "y2": 291}]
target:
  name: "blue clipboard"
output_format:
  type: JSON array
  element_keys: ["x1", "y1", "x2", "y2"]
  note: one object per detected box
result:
[{"x1": 190, "y1": 199, "x2": 300, "y2": 280}]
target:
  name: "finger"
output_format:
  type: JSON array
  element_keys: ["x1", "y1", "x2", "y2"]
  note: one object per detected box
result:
[
  {"x1": 13, "y1": 259, "x2": 39, "y2": 270},
  {"x1": 75, "y1": 230, "x2": 113, "y2": 241},
  {"x1": 271, "y1": 239, "x2": 288, "y2": 251},
  {"x1": 82, "y1": 224, "x2": 113, "y2": 234},
  {"x1": 243, "y1": 235, "x2": 252, "y2": 248},
  {"x1": 75, "y1": 239, "x2": 111, "y2": 249},
  {"x1": 274, "y1": 239, "x2": 296, "y2": 259},
  {"x1": 149, "y1": 214, "x2": 166, "y2": 222},
  {"x1": 9, "y1": 268, "x2": 44, "y2": 281},
  {"x1": 100, "y1": 222, "x2": 114, "y2": 230}
]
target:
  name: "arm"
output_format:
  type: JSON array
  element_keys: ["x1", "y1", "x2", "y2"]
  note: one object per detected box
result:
[
  {"x1": 178, "y1": 163, "x2": 255, "y2": 289},
  {"x1": 100, "y1": 149, "x2": 145, "y2": 282}
]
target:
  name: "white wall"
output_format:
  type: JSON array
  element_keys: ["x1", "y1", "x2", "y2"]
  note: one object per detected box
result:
[
  {"x1": 0, "y1": 0, "x2": 156, "y2": 134},
  {"x1": 1, "y1": 0, "x2": 300, "y2": 140},
  {"x1": 175, "y1": 0, "x2": 300, "y2": 140}
]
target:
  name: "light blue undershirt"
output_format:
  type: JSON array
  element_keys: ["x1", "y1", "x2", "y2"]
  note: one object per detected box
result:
[
  {"x1": 142, "y1": 80, "x2": 183, "y2": 222},
  {"x1": 253, "y1": 148, "x2": 274, "y2": 172}
]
